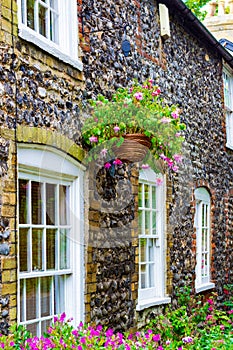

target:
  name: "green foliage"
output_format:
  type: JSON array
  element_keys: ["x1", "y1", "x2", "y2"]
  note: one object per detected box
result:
[
  {"x1": 184, "y1": 0, "x2": 210, "y2": 20},
  {"x1": 0, "y1": 291, "x2": 232, "y2": 349}
]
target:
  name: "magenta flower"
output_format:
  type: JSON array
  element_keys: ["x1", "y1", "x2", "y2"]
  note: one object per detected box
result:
[
  {"x1": 89, "y1": 135, "x2": 98, "y2": 143},
  {"x1": 207, "y1": 299, "x2": 214, "y2": 305},
  {"x1": 152, "y1": 88, "x2": 161, "y2": 96},
  {"x1": 105, "y1": 328, "x2": 114, "y2": 337},
  {"x1": 160, "y1": 153, "x2": 167, "y2": 160},
  {"x1": 206, "y1": 314, "x2": 213, "y2": 320},
  {"x1": 148, "y1": 79, "x2": 153, "y2": 83},
  {"x1": 171, "y1": 110, "x2": 179, "y2": 119},
  {"x1": 152, "y1": 334, "x2": 161, "y2": 342},
  {"x1": 113, "y1": 158, "x2": 122, "y2": 165},
  {"x1": 142, "y1": 85, "x2": 148, "y2": 89},
  {"x1": 129, "y1": 87, "x2": 133, "y2": 93},
  {"x1": 104, "y1": 162, "x2": 111, "y2": 169},
  {"x1": 220, "y1": 324, "x2": 225, "y2": 330},
  {"x1": 60, "y1": 312, "x2": 66, "y2": 322},
  {"x1": 166, "y1": 340, "x2": 171, "y2": 345},
  {"x1": 134, "y1": 92, "x2": 143, "y2": 100},
  {"x1": 114, "y1": 125, "x2": 120, "y2": 133},
  {"x1": 173, "y1": 154, "x2": 183, "y2": 163}
]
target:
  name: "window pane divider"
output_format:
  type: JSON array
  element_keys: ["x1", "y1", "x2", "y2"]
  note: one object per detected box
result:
[{"x1": 19, "y1": 269, "x2": 72, "y2": 279}]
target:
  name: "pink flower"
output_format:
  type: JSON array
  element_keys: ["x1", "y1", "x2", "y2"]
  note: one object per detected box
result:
[
  {"x1": 160, "y1": 117, "x2": 171, "y2": 124},
  {"x1": 148, "y1": 79, "x2": 153, "y2": 83},
  {"x1": 114, "y1": 125, "x2": 120, "y2": 133},
  {"x1": 228, "y1": 309, "x2": 233, "y2": 314},
  {"x1": 175, "y1": 132, "x2": 181, "y2": 137},
  {"x1": 113, "y1": 158, "x2": 122, "y2": 165},
  {"x1": 166, "y1": 340, "x2": 171, "y2": 345},
  {"x1": 96, "y1": 100, "x2": 103, "y2": 105},
  {"x1": 156, "y1": 177, "x2": 163, "y2": 186},
  {"x1": 171, "y1": 110, "x2": 179, "y2": 119},
  {"x1": 94, "y1": 117, "x2": 98, "y2": 122},
  {"x1": 134, "y1": 92, "x2": 143, "y2": 100},
  {"x1": 220, "y1": 324, "x2": 225, "y2": 330},
  {"x1": 207, "y1": 299, "x2": 214, "y2": 305},
  {"x1": 129, "y1": 87, "x2": 133, "y2": 93},
  {"x1": 206, "y1": 315, "x2": 213, "y2": 321},
  {"x1": 208, "y1": 306, "x2": 213, "y2": 312},
  {"x1": 172, "y1": 165, "x2": 179, "y2": 172},
  {"x1": 60, "y1": 312, "x2": 66, "y2": 322},
  {"x1": 160, "y1": 153, "x2": 167, "y2": 160},
  {"x1": 101, "y1": 148, "x2": 108, "y2": 157},
  {"x1": 141, "y1": 164, "x2": 150, "y2": 169},
  {"x1": 152, "y1": 88, "x2": 161, "y2": 96},
  {"x1": 173, "y1": 154, "x2": 183, "y2": 163},
  {"x1": 142, "y1": 85, "x2": 148, "y2": 89},
  {"x1": 89, "y1": 135, "x2": 98, "y2": 143},
  {"x1": 104, "y1": 162, "x2": 111, "y2": 169}
]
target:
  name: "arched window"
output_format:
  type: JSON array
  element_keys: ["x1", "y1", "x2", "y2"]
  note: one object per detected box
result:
[
  {"x1": 194, "y1": 187, "x2": 215, "y2": 292},
  {"x1": 18, "y1": 145, "x2": 84, "y2": 335}
]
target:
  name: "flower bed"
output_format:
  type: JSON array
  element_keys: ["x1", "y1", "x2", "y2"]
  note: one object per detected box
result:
[{"x1": 1, "y1": 290, "x2": 232, "y2": 349}]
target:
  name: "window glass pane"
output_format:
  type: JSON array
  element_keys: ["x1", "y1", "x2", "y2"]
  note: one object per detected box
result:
[
  {"x1": 26, "y1": 278, "x2": 37, "y2": 320},
  {"x1": 19, "y1": 179, "x2": 28, "y2": 224},
  {"x1": 145, "y1": 211, "x2": 150, "y2": 235},
  {"x1": 54, "y1": 276, "x2": 65, "y2": 314},
  {"x1": 148, "y1": 239, "x2": 154, "y2": 261},
  {"x1": 41, "y1": 277, "x2": 51, "y2": 317},
  {"x1": 138, "y1": 210, "x2": 143, "y2": 235},
  {"x1": 41, "y1": 319, "x2": 52, "y2": 335},
  {"x1": 152, "y1": 186, "x2": 156, "y2": 208},
  {"x1": 27, "y1": 322, "x2": 38, "y2": 336},
  {"x1": 59, "y1": 185, "x2": 68, "y2": 225},
  {"x1": 27, "y1": 0, "x2": 35, "y2": 30},
  {"x1": 46, "y1": 229, "x2": 56, "y2": 270},
  {"x1": 140, "y1": 264, "x2": 146, "y2": 289},
  {"x1": 60, "y1": 229, "x2": 70, "y2": 269},
  {"x1": 138, "y1": 183, "x2": 142, "y2": 208},
  {"x1": 19, "y1": 228, "x2": 29, "y2": 272},
  {"x1": 32, "y1": 229, "x2": 43, "y2": 271},
  {"x1": 152, "y1": 211, "x2": 156, "y2": 235},
  {"x1": 144, "y1": 184, "x2": 150, "y2": 208},
  {"x1": 149, "y1": 263, "x2": 155, "y2": 287},
  {"x1": 20, "y1": 280, "x2": 25, "y2": 322},
  {"x1": 50, "y1": 11, "x2": 59, "y2": 43},
  {"x1": 140, "y1": 238, "x2": 146, "y2": 262},
  {"x1": 46, "y1": 183, "x2": 56, "y2": 225},
  {"x1": 32, "y1": 182, "x2": 43, "y2": 224},
  {"x1": 39, "y1": 4, "x2": 47, "y2": 37}
]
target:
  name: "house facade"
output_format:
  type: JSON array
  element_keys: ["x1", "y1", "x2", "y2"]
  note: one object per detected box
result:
[{"x1": 0, "y1": 0, "x2": 232, "y2": 335}]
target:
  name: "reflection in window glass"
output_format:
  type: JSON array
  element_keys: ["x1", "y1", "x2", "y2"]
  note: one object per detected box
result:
[{"x1": 32, "y1": 182, "x2": 43, "y2": 225}]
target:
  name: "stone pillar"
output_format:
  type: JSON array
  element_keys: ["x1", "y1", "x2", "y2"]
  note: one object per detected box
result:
[
  {"x1": 218, "y1": 0, "x2": 225, "y2": 16},
  {"x1": 229, "y1": 0, "x2": 233, "y2": 14},
  {"x1": 206, "y1": 1, "x2": 217, "y2": 17}
]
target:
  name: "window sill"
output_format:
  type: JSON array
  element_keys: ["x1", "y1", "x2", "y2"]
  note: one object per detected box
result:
[
  {"x1": 195, "y1": 283, "x2": 215, "y2": 293},
  {"x1": 18, "y1": 26, "x2": 83, "y2": 72},
  {"x1": 226, "y1": 143, "x2": 233, "y2": 150},
  {"x1": 136, "y1": 297, "x2": 171, "y2": 311}
]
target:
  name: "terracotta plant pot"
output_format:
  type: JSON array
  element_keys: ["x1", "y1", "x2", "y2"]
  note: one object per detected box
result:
[{"x1": 112, "y1": 133, "x2": 151, "y2": 162}]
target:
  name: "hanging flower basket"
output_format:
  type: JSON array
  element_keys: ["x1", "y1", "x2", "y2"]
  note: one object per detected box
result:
[
  {"x1": 82, "y1": 79, "x2": 186, "y2": 172},
  {"x1": 112, "y1": 134, "x2": 151, "y2": 162}
]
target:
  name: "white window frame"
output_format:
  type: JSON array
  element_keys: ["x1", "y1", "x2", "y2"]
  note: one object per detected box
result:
[
  {"x1": 223, "y1": 67, "x2": 233, "y2": 149},
  {"x1": 136, "y1": 169, "x2": 170, "y2": 311},
  {"x1": 17, "y1": 0, "x2": 83, "y2": 71},
  {"x1": 17, "y1": 144, "x2": 85, "y2": 335},
  {"x1": 194, "y1": 187, "x2": 215, "y2": 293}
]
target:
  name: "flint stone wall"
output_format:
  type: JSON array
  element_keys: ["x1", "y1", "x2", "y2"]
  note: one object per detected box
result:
[{"x1": 81, "y1": 0, "x2": 233, "y2": 328}]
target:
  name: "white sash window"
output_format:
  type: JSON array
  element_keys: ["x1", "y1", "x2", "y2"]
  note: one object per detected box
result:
[{"x1": 18, "y1": 146, "x2": 84, "y2": 335}]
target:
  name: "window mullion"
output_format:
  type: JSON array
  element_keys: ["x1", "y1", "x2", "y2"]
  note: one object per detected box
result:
[
  {"x1": 34, "y1": 0, "x2": 39, "y2": 33},
  {"x1": 38, "y1": 278, "x2": 41, "y2": 335}
]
